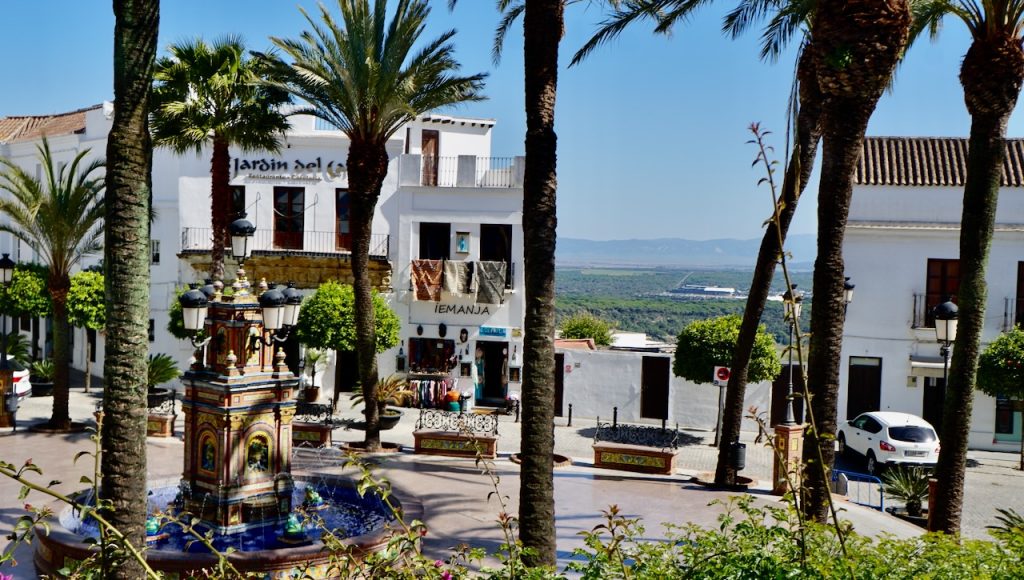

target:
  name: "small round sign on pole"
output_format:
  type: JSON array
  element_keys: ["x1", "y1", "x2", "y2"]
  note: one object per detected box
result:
[{"x1": 713, "y1": 366, "x2": 731, "y2": 387}]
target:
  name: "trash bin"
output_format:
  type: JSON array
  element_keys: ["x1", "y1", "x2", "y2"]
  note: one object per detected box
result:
[{"x1": 729, "y1": 441, "x2": 746, "y2": 471}]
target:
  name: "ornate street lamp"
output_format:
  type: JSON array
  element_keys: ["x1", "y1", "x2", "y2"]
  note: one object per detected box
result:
[
  {"x1": 933, "y1": 297, "x2": 959, "y2": 387},
  {"x1": 179, "y1": 283, "x2": 211, "y2": 348},
  {"x1": 0, "y1": 253, "x2": 17, "y2": 430},
  {"x1": 844, "y1": 276, "x2": 855, "y2": 317},
  {"x1": 782, "y1": 284, "x2": 804, "y2": 425},
  {"x1": 229, "y1": 212, "x2": 256, "y2": 264},
  {"x1": 250, "y1": 283, "x2": 303, "y2": 348}
]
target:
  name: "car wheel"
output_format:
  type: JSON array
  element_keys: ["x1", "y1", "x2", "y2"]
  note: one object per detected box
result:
[
  {"x1": 837, "y1": 433, "x2": 848, "y2": 457},
  {"x1": 866, "y1": 451, "x2": 878, "y2": 476}
]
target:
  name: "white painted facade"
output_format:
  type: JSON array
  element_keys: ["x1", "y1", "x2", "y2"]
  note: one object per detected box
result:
[
  {"x1": 0, "y1": 104, "x2": 524, "y2": 402},
  {"x1": 841, "y1": 180, "x2": 1024, "y2": 451}
]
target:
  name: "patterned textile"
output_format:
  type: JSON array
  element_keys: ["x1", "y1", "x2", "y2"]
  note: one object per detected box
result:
[
  {"x1": 476, "y1": 261, "x2": 507, "y2": 304},
  {"x1": 442, "y1": 260, "x2": 477, "y2": 299},
  {"x1": 411, "y1": 259, "x2": 443, "y2": 301}
]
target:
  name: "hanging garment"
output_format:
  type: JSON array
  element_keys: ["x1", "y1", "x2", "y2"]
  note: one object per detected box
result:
[
  {"x1": 476, "y1": 261, "x2": 508, "y2": 304},
  {"x1": 442, "y1": 260, "x2": 477, "y2": 299},
  {"x1": 411, "y1": 259, "x2": 444, "y2": 301}
]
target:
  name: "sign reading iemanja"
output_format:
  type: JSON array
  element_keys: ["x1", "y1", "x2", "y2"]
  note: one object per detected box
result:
[{"x1": 233, "y1": 157, "x2": 346, "y2": 181}]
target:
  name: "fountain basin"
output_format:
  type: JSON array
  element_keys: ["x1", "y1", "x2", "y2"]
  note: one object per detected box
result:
[{"x1": 34, "y1": 475, "x2": 421, "y2": 579}]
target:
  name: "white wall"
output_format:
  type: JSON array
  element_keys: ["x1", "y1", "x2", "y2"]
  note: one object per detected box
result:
[{"x1": 558, "y1": 348, "x2": 772, "y2": 434}]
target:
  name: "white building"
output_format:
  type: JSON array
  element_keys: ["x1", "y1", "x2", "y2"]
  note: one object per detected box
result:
[
  {"x1": 841, "y1": 136, "x2": 1024, "y2": 451},
  {"x1": 0, "y1": 103, "x2": 525, "y2": 407}
]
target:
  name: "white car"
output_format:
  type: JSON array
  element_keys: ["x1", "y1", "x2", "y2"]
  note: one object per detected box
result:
[
  {"x1": 3, "y1": 356, "x2": 32, "y2": 401},
  {"x1": 837, "y1": 411, "x2": 940, "y2": 475}
]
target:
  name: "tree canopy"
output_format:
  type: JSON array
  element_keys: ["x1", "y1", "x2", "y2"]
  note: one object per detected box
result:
[
  {"x1": 0, "y1": 264, "x2": 50, "y2": 318},
  {"x1": 674, "y1": 314, "x2": 780, "y2": 385},
  {"x1": 559, "y1": 312, "x2": 613, "y2": 346},
  {"x1": 978, "y1": 327, "x2": 1024, "y2": 401},
  {"x1": 67, "y1": 271, "x2": 106, "y2": 331},
  {"x1": 295, "y1": 281, "x2": 399, "y2": 353}
]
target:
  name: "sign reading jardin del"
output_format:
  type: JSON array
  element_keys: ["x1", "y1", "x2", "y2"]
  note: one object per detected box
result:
[{"x1": 233, "y1": 157, "x2": 346, "y2": 182}]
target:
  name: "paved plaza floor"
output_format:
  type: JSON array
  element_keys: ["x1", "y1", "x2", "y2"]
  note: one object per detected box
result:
[{"x1": 0, "y1": 377, "x2": 1020, "y2": 578}]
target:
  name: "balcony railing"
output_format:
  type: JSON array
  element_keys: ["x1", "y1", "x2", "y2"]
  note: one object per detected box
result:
[
  {"x1": 409, "y1": 260, "x2": 515, "y2": 291},
  {"x1": 399, "y1": 154, "x2": 525, "y2": 188},
  {"x1": 912, "y1": 293, "x2": 933, "y2": 329},
  {"x1": 1004, "y1": 297, "x2": 1023, "y2": 332},
  {"x1": 181, "y1": 228, "x2": 389, "y2": 259}
]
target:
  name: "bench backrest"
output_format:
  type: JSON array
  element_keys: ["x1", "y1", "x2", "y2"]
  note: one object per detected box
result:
[
  {"x1": 294, "y1": 402, "x2": 334, "y2": 425},
  {"x1": 416, "y1": 409, "x2": 499, "y2": 436},
  {"x1": 594, "y1": 422, "x2": 680, "y2": 450}
]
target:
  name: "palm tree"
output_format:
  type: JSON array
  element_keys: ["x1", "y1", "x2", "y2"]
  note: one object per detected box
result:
[
  {"x1": 911, "y1": 0, "x2": 1024, "y2": 535},
  {"x1": 800, "y1": 0, "x2": 911, "y2": 523},
  {"x1": 265, "y1": 0, "x2": 485, "y2": 452},
  {"x1": 0, "y1": 139, "x2": 104, "y2": 431},
  {"x1": 101, "y1": 1, "x2": 160, "y2": 575},
  {"x1": 574, "y1": 0, "x2": 825, "y2": 488},
  {"x1": 447, "y1": 0, "x2": 563, "y2": 564},
  {"x1": 151, "y1": 36, "x2": 291, "y2": 281}
]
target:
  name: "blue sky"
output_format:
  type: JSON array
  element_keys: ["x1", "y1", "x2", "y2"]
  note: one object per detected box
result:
[{"x1": 0, "y1": 1, "x2": 1013, "y2": 241}]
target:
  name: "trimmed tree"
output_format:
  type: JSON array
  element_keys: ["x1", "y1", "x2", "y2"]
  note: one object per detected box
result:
[
  {"x1": 559, "y1": 312, "x2": 613, "y2": 346},
  {"x1": 674, "y1": 314, "x2": 781, "y2": 387},
  {"x1": 294, "y1": 281, "x2": 400, "y2": 416},
  {"x1": 0, "y1": 264, "x2": 52, "y2": 361},
  {"x1": 977, "y1": 327, "x2": 1024, "y2": 470},
  {"x1": 67, "y1": 271, "x2": 105, "y2": 392}
]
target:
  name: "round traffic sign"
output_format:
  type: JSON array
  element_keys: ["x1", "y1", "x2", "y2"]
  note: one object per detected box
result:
[{"x1": 716, "y1": 367, "x2": 730, "y2": 381}]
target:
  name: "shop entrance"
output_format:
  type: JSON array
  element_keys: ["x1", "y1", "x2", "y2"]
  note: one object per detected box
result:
[{"x1": 476, "y1": 340, "x2": 508, "y2": 406}]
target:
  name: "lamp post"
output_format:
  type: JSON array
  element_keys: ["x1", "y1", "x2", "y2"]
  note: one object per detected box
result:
[
  {"x1": 782, "y1": 284, "x2": 803, "y2": 425},
  {"x1": 0, "y1": 253, "x2": 17, "y2": 430},
  {"x1": 932, "y1": 297, "x2": 959, "y2": 387},
  {"x1": 843, "y1": 277, "x2": 855, "y2": 318}
]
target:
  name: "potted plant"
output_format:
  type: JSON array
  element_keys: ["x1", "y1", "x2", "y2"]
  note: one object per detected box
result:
[
  {"x1": 352, "y1": 374, "x2": 410, "y2": 430},
  {"x1": 882, "y1": 466, "x2": 931, "y2": 526},
  {"x1": 146, "y1": 353, "x2": 181, "y2": 408},
  {"x1": 302, "y1": 348, "x2": 326, "y2": 403},
  {"x1": 29, "y1": 358, "x2": 55, "y2": 397}
]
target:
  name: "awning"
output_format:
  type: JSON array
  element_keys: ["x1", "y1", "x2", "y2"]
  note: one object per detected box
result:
[{"x1": 910, "y1": 355, "x2": 946, "y2": 378}]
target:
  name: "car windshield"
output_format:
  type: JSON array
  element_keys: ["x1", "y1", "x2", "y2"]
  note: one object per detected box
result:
[
  {"x1": 3, "y1": 358, "x2": 26, "y2": 372},
  {"x1": 889, "y1": 426, "x2": 936, "y2": 442}
]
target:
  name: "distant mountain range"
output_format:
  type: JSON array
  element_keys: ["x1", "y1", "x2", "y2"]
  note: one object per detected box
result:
[{"x1": 556, "y1": 234, "x2": 816, "y2": 269}]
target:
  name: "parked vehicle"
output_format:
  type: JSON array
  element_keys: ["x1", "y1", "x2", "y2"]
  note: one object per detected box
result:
[
  {"x1": 837, "y1": 411, "x2": 940, "y2": 475},
  {"x1": 3, "y1": 356, "x2": 32, "y2": 401}
]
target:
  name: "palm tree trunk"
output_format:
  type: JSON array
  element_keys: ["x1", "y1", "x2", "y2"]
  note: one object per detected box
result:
[
  {"x1": 715, "y1": 48, "x2": 822, "y2": 485},
  {"x1": 102, "y1": 1, "x2": 159, "y2": 577},
  {"x1": 347, "y1": 139, "x2": 388, "y2": 452},
  {"x1": 210, "y1": 137, "x2": 231, "y2": 281},
  {"x1": 518, "y1": 0, "x2": 562, "y2": 568},
  {"x1": 48, "y1": 278, "x2": 72, "y2": 430},
  {"x1": 931, "y1": 35, "x2": 1024, "y2": 533},
  {"x1": 800, "y1": 0, "x2": 910, "y2": 524},
  {"x1": 84, "y1": 335, "x2": 92, "y2": 393}
]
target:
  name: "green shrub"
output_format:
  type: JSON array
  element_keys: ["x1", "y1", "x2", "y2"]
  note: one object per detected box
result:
[{"x1": 559, "y1": 312, "x2": 613, "y2": 346}]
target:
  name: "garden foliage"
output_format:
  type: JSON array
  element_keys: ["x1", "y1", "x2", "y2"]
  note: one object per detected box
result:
[{"x1": 674, "y1": 314, "x2": 781, "y2": 385}]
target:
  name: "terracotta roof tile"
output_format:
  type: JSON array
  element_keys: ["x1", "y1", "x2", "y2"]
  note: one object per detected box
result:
[
  {"x1": 856, "y1": 136, "x2": 1024, "y2": 187},
  {"x1": 0, "y1": 104, "x2": 101, "y2": 144}
]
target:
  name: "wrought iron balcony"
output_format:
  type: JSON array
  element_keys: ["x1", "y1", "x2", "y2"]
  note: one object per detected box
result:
[{"x1": 181, "y1": 228, "x2": 389, "y2": 260}]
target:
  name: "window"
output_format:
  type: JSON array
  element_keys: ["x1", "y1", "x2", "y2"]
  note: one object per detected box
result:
[
  {"x1": 481, "y1": 224, "x2": 513, "y2": 287},
  {"x1": 20, "y1": 314, "x2": 30, "y2": 332},
  {"x1": 925, "y1": 258, "x2": 959, "y2": 327},
  {"x1": 150, "y1": 239, "x2": 160, "y2": 265},
  {"x1": 1016, "y1": 262, "x2": 1024, "y2": 328},
  {"x1": 419, "y1": 222, "x2": 450, "y2": 260},
  {"x1": 407, "y1": 337, "x2": 455, "y2": 373},
  {"x1": 149, "y1": 319, "x2": 155, "y2": 342},
  {"x1": 273, "y1": 187, "x2": 305, "y2": 250},
  {"x1": 231, "y1": 186, "x2": 246, "y2": 218},
  {"x1": 336, "y1": 189, "x2": 350, "y2": 250}
]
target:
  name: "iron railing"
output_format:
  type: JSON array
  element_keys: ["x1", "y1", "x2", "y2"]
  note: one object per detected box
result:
[
  {"x1": 1004, "y1": 297, "x2": 1022, "y2": 332},
  {"x1": 831, "y1": 468, "x2": 885, "y2": 512},
  {"x1": 180, "y1": 228, "x2": 389, "y2": 259},
  {"x1": 412, "y1": 155, "x2": 521, "y2": 188}
]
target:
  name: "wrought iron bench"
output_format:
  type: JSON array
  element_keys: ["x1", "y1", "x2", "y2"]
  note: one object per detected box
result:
[
  {"x1": 592, "y1": 422, "x2": 682, "y2": 475},
  {"x1": 292, "y1": 402, "x2": 336, "y2": 448},
  {"x1": 413, "y1": 409, "x2": 500, "y2": 458}
]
